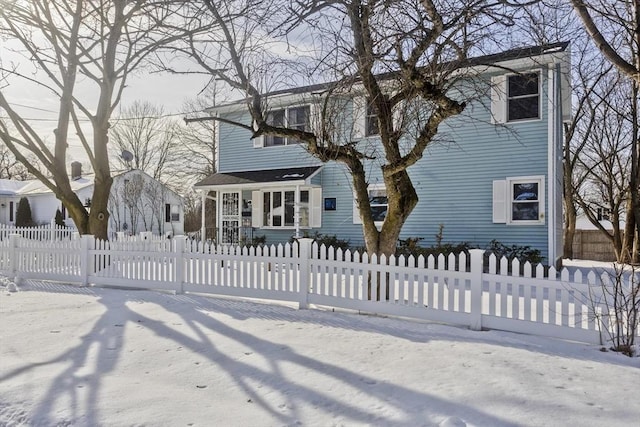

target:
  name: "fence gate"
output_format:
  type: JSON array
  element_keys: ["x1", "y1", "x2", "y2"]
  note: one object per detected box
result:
[{"x1": 221, "y1": 192, "x2": 241, "y2": 244}]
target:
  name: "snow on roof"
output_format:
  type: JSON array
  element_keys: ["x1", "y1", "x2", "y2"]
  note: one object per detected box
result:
[
  {"x1": 16, "y1": 175, "x2": 94, "y2": 196},
  {"x1": 0, "y1": 179, "x2": 33, "y2": 196}
]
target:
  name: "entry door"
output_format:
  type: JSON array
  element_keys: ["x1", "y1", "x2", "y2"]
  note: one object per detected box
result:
[{"x1": 221, "y1": 192, "x2": 241, "y2": 244}]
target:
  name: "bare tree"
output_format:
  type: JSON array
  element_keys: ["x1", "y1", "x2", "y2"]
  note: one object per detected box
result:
[
  {"x1": 570, "y1": 0, "x2": 640, "y2": 262},
  {"x1": 0, "y1": 1, "x2": 207, "y2": 239},
  {"x1": 0, "y1": 144, "x2": 30, "y2": 180},
  {"x1": 574, "y1": 72, "x2": 633, "y2": 261},
  {"x1": 110, "y1": 101, "x2": 181, "y2": 182},
  {"x1": 180, "y1": 0, "x2": 536, "y2": 256}
]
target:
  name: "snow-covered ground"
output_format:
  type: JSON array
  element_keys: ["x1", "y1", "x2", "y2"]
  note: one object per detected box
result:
[{"x1": 1, "y1": 277, "x2": 638, "y2": 427}]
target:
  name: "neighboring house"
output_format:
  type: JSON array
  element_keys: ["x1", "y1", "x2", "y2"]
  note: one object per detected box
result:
[
  {"x1": 194, "y1": 42, "x2": 571, "y2": 264},
  {"x1": 0, "y1": 163, "x2": 184, "y2": 237}
]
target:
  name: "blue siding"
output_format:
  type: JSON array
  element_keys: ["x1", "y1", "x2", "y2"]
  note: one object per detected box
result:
[
  {"x1": 214, "y1": 69, "x2": 560, "y2": 262},
  {"x1": 218, "y1": 111, "x2": 321, "y2": 172}
]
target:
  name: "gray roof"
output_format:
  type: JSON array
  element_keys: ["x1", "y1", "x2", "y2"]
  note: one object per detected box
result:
[
  {"x1": 194, "y1": 166, "x2": 322, "y2": 188},
  {"x1": 203, "y1": 41, "x2": 570, "y2": 111}
]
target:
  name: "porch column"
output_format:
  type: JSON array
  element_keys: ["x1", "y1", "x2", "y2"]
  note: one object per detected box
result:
[
  {"x1": 216, "y1": 190, "x2": 222, "y2": 244},
  {"x1": 294, "y1": 184, "x2": 301, "y2": 238},
  {"x1": 200, "y1": 190, "x2": 206, "y2": 241}
]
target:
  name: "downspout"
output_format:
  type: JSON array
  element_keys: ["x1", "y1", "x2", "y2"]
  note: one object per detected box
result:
[{"x1": 547, "y1": 65, "x2": 557, "y2": 266}]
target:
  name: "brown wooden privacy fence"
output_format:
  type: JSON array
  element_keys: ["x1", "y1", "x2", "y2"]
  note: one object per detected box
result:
[{"x1": 0, "y1": 234, "x2": 637, "y2": 346}]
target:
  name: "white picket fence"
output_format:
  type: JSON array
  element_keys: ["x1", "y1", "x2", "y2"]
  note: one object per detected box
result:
[
  {"x1": 0, "y1": 234, "x2": 637, "y2": 346},
  {"x1": 0, "y1": 222, "x2": 77, "y2": 241}
]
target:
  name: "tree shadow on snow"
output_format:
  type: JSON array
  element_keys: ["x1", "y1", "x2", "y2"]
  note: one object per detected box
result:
[{"x1": 1, "y1": 280, "x2": 636, "y2": 426}]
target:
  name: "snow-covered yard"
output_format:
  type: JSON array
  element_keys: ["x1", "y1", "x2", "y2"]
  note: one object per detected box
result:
[{"x1": 1, "y1": 278, "x2": 638, "y2": 427}]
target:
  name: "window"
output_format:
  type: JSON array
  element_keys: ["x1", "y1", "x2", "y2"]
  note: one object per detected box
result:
[
  {"x1": 262, "y1": 190, "x2": 305, "y2": 227},
  {"x1": 491, "y1": 71, "x2": 541, "y2": 124},
  {"x1": 263, "y1": 106, "x2": 310, "y2": 147},
  {"x1": 366, "y1": 100, "x2": 379, "y2": 136},
  {"x1": 492, "y1": 176, "x2": 545, "y2": 224},
  {"x1": 165, "y1": 204, "x2": 180, "y2": 222},
  {"x1": 252, "y1": 188, "x2": 321, "y2": 228},
  {"x1": 353, "y1": 185, "x2": 388, "y2": 225},
  {"x1": 597, "y1": 207, "x2": 611, "y2": 221},
  {"x1": 507, "y1": 72, "x2": 540, "y2": 121},
  {"x1": 511, "y1": 181, "x2": 539, "y2": 221}
]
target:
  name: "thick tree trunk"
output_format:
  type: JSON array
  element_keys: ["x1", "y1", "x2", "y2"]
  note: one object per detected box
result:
[
  {"x1": 563, "y1": 200, "x2": 576, "y2": 259},
  {"x1": 622, "y1": 199, "x2": 636, "y2": 263}
]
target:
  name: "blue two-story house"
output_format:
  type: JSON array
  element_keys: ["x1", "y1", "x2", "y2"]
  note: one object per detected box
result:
[{"x1": 194, "y1": 42, "x2": 571, "y2": 264}]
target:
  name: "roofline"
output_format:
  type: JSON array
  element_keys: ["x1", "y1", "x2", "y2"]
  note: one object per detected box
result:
[
  {"x1": 193, "y1": 165, "x2": 323, "y2": 190},
  {"x1": 202, "y1": 41, "x2": 570, "y2": 115}
]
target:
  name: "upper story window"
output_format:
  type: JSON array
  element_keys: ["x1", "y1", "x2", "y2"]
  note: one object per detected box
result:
[
  {"x1": 490, "y1": 71, "x2": 541, "y2": 124},
  {"x1": 507, "y1": 72, "x2": 540, "y2": 122},
  {"x1": 264, "y1": 105, "x2": 310, "y2": 147}
]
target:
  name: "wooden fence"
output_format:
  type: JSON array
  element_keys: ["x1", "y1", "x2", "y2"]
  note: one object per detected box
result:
[{"x1": 1, "y1": 234, "x2": 637, "y2": 346}]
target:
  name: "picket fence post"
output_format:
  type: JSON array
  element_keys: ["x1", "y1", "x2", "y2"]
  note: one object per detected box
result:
[
  {"x1": 8, "y1": 234, "x2": 20, "y2": 284},
  {"x1": 79, "y1": 235, "x2": 94, "y2": 286},
  {"x1": 297, "y1": 238, "x2": 314, "y2": 309},
  {"x1": 174, "y1": 236, "x2": 187, "y2": 294},
  {"x1": 469, "y1": 249, "x2": 485, "y2": 331}
]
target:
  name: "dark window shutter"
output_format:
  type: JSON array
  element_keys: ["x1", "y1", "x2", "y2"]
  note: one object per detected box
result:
[
  {"x1": 9, "y1": 201, "x2": 14, "y2": 222},
  {"x1": 165, "y1": 204, "x2": 171, "y2": 222}
]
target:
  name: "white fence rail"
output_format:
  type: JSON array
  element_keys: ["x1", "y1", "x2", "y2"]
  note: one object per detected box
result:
[{"x1": 0, "y1": 234, "x2": 637, "y2": 346}]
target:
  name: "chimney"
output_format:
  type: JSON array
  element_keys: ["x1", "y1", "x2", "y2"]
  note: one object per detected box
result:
[{"x1": 71, "y1": 162, "x2": 82, "y2": 180}]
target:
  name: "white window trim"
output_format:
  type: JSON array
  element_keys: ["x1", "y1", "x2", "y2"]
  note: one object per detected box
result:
[
  {"x1": 491, "y1": 69, "x2": 543, "y2": 124},
  {"x1": 506, "y1": 175, "x2": 545, "y2": 225},
  {"x1": 254, "y1": 105, "x2": 312, "y2": 148}
]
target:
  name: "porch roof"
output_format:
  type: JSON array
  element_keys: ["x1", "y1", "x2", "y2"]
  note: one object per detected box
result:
[{"x1": 194, "y1": 166, "x2": 322, "y2": 189}]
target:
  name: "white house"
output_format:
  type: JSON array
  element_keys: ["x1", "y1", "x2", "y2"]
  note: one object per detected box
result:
[{"x1": 0, "y1": 164, "x2": 184, "y2": 237}]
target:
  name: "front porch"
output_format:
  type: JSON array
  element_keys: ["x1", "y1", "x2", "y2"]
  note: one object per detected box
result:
[{"x1": 194, "y1": 166, "x2": 323, "y2": 245}]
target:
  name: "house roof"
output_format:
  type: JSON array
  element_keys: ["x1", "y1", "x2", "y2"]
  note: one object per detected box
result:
[
  {"x1": 0, "y1": 169, "x2": 183, "y2": 201},
  {"x1": 16, "y1": 176, "x2": 94, "y2": 196},
  {"x1": 200, "y1": 41, "x2": 570, "y2": 113},
  {"x1": 0, "y1": 179, "x2": 31, "y2": 196},
  {"x1": 194, "y1": 166, "x2": 322, "y2": 188}
]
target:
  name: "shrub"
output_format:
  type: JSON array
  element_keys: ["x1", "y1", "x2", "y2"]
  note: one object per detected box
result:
[
  {"x1": 485, "y1": 239, "x2": 543, "y2": 265},
  {"x1": 15, "y1": 197, "x2": 35, "y2": 227},
  {"x1": 54, "y1": 208, "x2": 66, "y2": 227}
]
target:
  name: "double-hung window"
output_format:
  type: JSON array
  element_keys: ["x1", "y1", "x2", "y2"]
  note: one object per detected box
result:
[
  {"x1": 491, "y1": 71, "x2": 541, "y2": 123},
  {"x1": 507, "y1": 72, "x2": 540, "y2": 121},
  {"x1": 493, "y1": 176, "x2": 544, "y2": 225},
  {"x1": 366, "y1": 100, "x2": 379, "y2": 136},
  {"x1": 263, "y1": 105, "x2": 310, "y2": 147}
]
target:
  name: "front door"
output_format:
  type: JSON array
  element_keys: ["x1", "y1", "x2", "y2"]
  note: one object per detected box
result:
[{"x1": 221, "y1": 192, "x2": 241, "y2": 244}]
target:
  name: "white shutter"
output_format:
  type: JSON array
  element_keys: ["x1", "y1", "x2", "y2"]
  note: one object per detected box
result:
[
  {"x1": 311, "y1": 188, "x2": 322, "y2": 228},
  {"x1": 308, "y1": 102, "x2": 319, "y2": 134},
  {"x1": 252, "y1": 120, "x2": 264, "y2": 148},
  {"x1": 393, "y1": 99, "x2": 406, "y2": 133},
  {"x1": 492, "y1": 180, "x2": 507, "y2": 223},
  {"x1": 251, "y1": 191, "x2": 263, "y2": 227},
  {"x1": 352, "y1": 96, "x2": 366, "y2": 139},
  {"x1": 490, "y1": 75, "x2": 507, "y2": 124}
]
